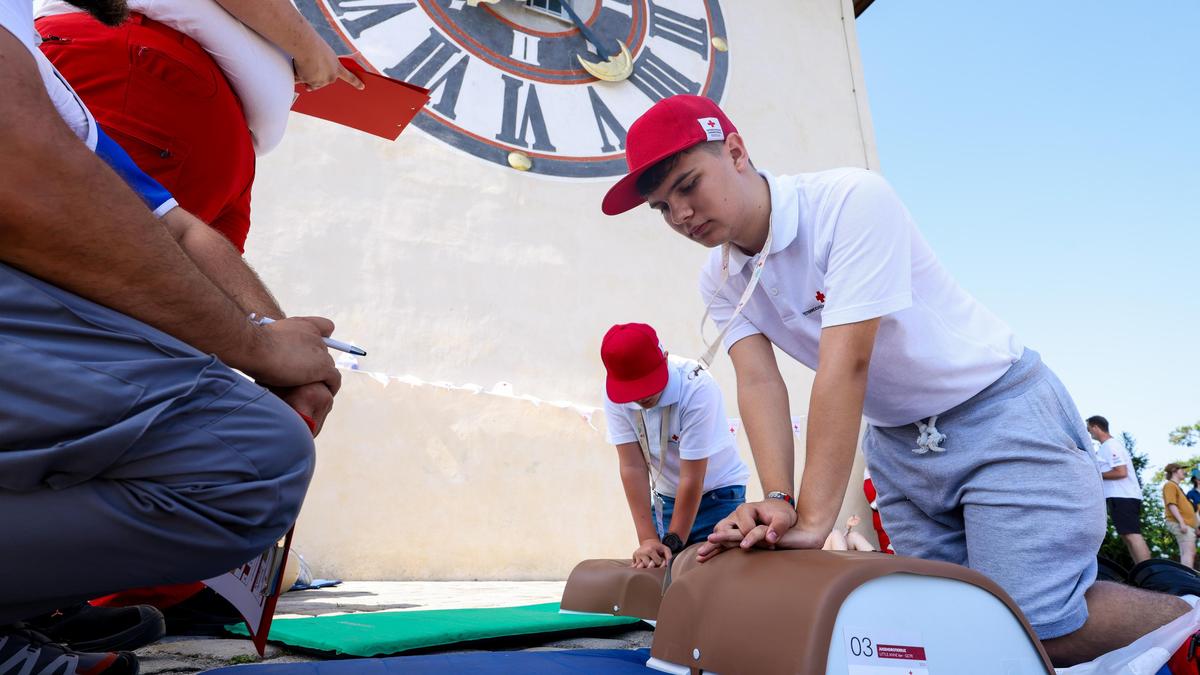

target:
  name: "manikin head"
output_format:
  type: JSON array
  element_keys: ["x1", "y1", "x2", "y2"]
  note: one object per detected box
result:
[
  {"x1": 602, "y1": 95, "x2": 762, "y2": 251},
  {"x1": 601, "y1": 323, "x2": 668, "y2": 409}
]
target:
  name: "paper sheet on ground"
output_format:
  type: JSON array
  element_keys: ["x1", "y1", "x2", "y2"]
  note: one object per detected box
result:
[{"x1": 204, "y1": 527, "x2": 294, "y2": 656}]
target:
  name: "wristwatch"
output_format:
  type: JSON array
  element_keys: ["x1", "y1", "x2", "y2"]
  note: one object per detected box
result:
[
  {"x1": 766, "y1": 490, "x2": 796, "y2": 507},
  {"x1": 661, "y1": 532, "x2": 685, "y2": 555}
]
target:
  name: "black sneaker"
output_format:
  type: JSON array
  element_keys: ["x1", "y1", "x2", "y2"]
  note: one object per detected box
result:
[
  {"x1": 1130, "y1": 558, "x2": 1200, "y2": 596},
  {"x1": 0, "y1": 625, "x2": 138, "y2": 674},
  {"x1": 25, "y1": 603, "x2": 164, "y2": 653},
  {"x1": 161, "y1": 588, "x2": 242, "y2": 636}
]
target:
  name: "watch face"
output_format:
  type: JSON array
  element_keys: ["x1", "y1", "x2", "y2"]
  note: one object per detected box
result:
[{"x1": 298, "y1": 0, "x2": 729, "y2": 178}]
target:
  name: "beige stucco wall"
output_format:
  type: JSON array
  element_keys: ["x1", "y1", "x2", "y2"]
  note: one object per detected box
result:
[{"x1": 244, "y1": 0, "x2": 879, "y2": 580}]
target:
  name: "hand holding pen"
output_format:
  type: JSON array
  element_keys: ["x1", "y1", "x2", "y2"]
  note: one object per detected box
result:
[{"x1": 250, "y1": 313, "x2": 367, "y2": 357}]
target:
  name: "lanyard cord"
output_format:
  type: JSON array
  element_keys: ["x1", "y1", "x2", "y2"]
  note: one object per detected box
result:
[
  {"x1": 698, "y1": 224, "x2": 773, "y2": 369},
  {"x1": 633, "y1": 403, "x2": 676, "y2": 495}
]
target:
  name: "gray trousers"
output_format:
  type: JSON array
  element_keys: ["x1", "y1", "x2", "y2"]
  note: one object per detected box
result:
[
  {"x1": 864, "y1": 349, "x2": 1105, "y2": 640},
  {"x1": 0, "y1": 263, "x2": 315, "y2": 623}
]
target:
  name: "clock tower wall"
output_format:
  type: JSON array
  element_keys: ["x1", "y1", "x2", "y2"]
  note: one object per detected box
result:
[{"x1": 244, "y1": 0, "x2": 880, "y2": 580}]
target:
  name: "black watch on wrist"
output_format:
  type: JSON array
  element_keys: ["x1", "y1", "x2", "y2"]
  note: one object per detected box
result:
[{"x1": 661, "y1": 532, "x2": 685, "y2": 555}]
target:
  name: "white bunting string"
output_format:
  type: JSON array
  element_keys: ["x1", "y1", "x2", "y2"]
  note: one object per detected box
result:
[{"x1": 333, "y1": 356, "x2": 808, "y2": 438}]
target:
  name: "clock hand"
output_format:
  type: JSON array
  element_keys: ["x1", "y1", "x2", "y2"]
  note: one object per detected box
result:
[
  {"x1": 559, "y1": 1, "x2": 633, "y2": 82},
  {"x1": 559, "y1": 0, "x2": 614, "y2": 58}
]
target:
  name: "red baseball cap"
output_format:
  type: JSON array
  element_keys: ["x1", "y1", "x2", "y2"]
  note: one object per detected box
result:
[
  {"x1": 601, "y1": 323, "x2": 668, "y2": 404},
  {"x1": 601, "y1": 95, "x2": 738, "y2": 216}
]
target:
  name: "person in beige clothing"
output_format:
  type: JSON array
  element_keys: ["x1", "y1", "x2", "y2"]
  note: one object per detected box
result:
[{"x1": 1162, "y1": 463, "x2": 1198, "y2": 568}]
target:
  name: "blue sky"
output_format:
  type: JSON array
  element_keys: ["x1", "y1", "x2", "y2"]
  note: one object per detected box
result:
[{"x1": 856, "y1": 2, "x2": 1199, "y2": 468}]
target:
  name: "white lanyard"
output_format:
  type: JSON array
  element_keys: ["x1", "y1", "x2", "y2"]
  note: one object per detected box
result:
[
  {"x1": 633, "y1": 403, "x2": 676, "y2": 535},
  {"x1": 698, "y1": 224, "x2": 774, "y2": 369}
]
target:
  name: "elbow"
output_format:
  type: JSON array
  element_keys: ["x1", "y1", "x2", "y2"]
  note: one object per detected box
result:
[
  {"x1": 677, "y1": 474, "x2": 705, "y2": 497},
  {"x1": 159, "y1": 208, "x2": 193, "y2": 243},
  {"x1": 738, "y1": 366, "x2": 786, "y2": 393},
  {"x1": 619, "y1": 465, "x2": 645, "y2": 482},
  {"x1": 815, "y1": 353, "x2": 871, "y2": 389}
]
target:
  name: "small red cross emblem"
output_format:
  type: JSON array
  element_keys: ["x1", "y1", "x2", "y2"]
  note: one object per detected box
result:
[
  {"x1": 815, "y1": 291, "x2": 825, "y2": 303},
  {"x1": 707, "y1": 120, "x2": 716, "y2": 128}
]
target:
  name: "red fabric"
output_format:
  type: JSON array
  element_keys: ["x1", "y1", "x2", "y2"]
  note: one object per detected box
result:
[
  {"x1": 91, "y1": 582, "x2": 206, "y2": 610},
  {"x1": 601, "y1": 323, "x2": 669, "y2": 404},
  {"x1": 1168, "y1": 633, "x2": 1200, "y2": 674},
  {"x1": 601, "y1": 95, "x2": 739, "y2": 216},
  {"x1": 37, "y1": 11, "x2": 256, "y2": 251},
  {"x1": 863, "y1": 475, "x2": 894, "y2": 554}
]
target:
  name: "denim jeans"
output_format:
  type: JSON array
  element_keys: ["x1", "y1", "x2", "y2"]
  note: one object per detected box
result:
[{"x1": 657, "y1": 485, "x2": 746, "y2": 545}]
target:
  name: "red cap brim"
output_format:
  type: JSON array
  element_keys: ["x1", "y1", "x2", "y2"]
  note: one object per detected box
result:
[
  {"x1": 601, "y1": 136, "x2": 704, "y2": 216},
  {"x1": 606, "y1": 359, "x2": 669, "y2": 404}
]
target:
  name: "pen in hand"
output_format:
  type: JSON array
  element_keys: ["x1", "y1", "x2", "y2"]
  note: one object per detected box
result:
[{"x1": 249, "y1": 314, "x2": 367, "y2": 357}]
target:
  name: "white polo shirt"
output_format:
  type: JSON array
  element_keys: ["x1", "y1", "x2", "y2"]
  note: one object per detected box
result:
[
  {"x1": 1095, "y1": 437, "x2": 1141, "y2": 500},
  {"x1": 605, "y1": 356, "x2": 750, "y2": 497},
  {"x1": 0, "y1": 0, "x2": 95, "y2": 149},
  {"x1": 702, "y1": 168, "x2": 1024, "y2": 428}
]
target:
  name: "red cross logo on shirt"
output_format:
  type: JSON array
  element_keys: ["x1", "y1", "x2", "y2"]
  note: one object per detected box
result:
[
  {"x1": 816, "y1": 291, "x2": 826, "y2": 303},
  {"x1": 706, "y1": 119, "x2": 716, "y2": 128}
]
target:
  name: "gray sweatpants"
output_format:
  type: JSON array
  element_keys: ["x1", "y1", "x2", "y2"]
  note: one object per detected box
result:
[
  {"x1": 0, "y1": 263, "x2": 315, "y2": 623},
  {"x1": 864, "y1": 349, "x2": 1105, "y2": 640}
]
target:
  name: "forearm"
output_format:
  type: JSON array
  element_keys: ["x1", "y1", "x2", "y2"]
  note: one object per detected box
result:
[
  {"x1": 1101, "y1": 467, "x2": 1127, "y2": 480},
  {"x1": 0, "y1": 44, "x2": 263, "y2": 372},
  {"x1": 164, "y1": 209, "x2": 284, "y2": 319},
  {"x1": 797, "y1": 365, "x2": 869, "y2": 535},
  {"x1": 619, "y1": 466, "x2": 660, "y2": 542},
  {"x1": 666, "y1": 478, "x2": 704, "y2": 539},
  {"x1": 1169, "y1": 504, "x2": 1185, "y2": 523},
  {"x1": 738, "y1": 376, "x2": 795, "y2": 494},
  {"x1": 213, "y1": 0, "x2": 322, "y2": 58}
]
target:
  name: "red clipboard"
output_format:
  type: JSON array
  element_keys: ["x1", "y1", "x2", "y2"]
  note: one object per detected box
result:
[{"x1": 292, "y1": 57, "x2": 430, "y2": 141}]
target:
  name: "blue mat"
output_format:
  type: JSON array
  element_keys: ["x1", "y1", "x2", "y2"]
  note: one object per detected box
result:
[{"x1": 203, "y1": 648, "x2": 654, "y2": 674}]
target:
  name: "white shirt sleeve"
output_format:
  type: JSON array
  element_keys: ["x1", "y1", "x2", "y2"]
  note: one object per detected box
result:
[
  {"x1": 0, "y1": 1, "x2": 36, "y2": 53},
  {"x1": 677, "y1": 377, "x2": 730, "y2": 460},
  {"x1": 603, "y1": 397, "x2": 638, "y2": 446},
  {"x1": 818, "y1": 171, "x2": 915, "y2": 328},
  {"x1": 1103, "y1": 440, "x2": 1127, "y2": 472},
  {"x1": 698, "y1": 263, "x2": 762, "y2": 353}
]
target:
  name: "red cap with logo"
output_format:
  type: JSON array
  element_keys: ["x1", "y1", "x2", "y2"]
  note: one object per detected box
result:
[
  {"x1": 601, "y1": 323, "x2": 669, "y2": 404},
  {"x1": 602, "y1": 94, "x2": 737, "y2": 216}
]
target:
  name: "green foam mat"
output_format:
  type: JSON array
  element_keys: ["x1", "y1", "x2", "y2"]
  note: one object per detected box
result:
[{"x1": 227, "y1": 603, "x2": 643, "y2": 657}]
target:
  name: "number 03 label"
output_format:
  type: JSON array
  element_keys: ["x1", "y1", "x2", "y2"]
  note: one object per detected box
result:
[{"x1": 843, "y1": 626, "x2": 930, "y2": 674}]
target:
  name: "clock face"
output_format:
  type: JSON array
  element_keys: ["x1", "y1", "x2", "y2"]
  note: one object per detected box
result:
[{"x1": 297, "y1": 0, "x2": 729, "y2": 178}]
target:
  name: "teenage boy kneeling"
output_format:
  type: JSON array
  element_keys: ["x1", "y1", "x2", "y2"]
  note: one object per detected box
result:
[
  {"x1": 601, "y1": 323, "x2": 750, "y2": 568},
  {"x1": 599, "y1": 96, "x2": 1191, "y2": 666}
]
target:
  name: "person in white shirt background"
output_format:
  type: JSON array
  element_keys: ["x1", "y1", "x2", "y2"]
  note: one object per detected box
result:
[
  {"x1": 1087, "y1": 415, "x2": 1151, "y2": 564},
  {"x1": 601, "y1": 323, "x2": 750, "y2": 568}
]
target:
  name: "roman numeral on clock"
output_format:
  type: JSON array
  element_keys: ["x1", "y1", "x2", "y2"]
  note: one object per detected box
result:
[
  {"x1": 496, "y1": 75, "x2": 556, "y2": 152},
  {"x1": 648, "y1": 1, "x2": 709, "y2": 59},
  {"x1": 385, "y1": 28, "x2": 470, "y2": 119},
  {"x1": 329, "y1": 0, "x2": 416, "y2": 39},
  {"x1": 588, "y1": 87, "x2": 626, "y2": 153},
  {"x1": 629, "y1": 47, "x2": 701, "y2": 102},
  {"x1": 601, "y1": 0, "x2": 633, "y2": 19},
  {"x1": 510, "y1": 32, "x2": 541, "y2": 66}
]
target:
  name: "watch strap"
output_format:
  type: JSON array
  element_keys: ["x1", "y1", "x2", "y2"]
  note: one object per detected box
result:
[
  {"x1": 766, "y1": 490, "x2": 795, "y2": 507},
  {"x1": 661, "y1": 532, "x2": 685, "y2": 554}
]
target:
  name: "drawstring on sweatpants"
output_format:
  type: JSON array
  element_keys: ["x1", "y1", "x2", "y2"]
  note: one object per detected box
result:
[{"x1": 912, "y1": 416, "x2": 947, "y2": 454}]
